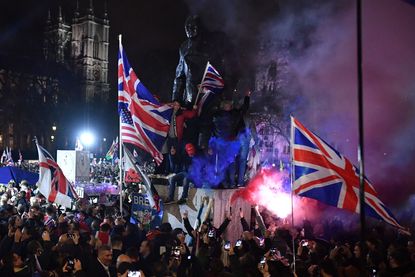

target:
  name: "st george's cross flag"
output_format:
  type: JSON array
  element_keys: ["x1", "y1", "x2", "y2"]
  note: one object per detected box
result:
[
  {"x1": 118, "y1": 39, "x2": 172, "y2": 164},
  {"x1": 291, "y1": 117, "x2": 403, "y2": 229},
  {"x1": 36, "y1": 142, "x2": 78, "y2": 208}
]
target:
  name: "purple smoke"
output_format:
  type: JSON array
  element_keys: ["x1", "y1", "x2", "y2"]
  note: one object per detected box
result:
[
  {"x1": 282, "y1": 0, "x2": 415, "y2": 207},
  {"x1": 188, "y1": 137, "x2": 240, "y2": 188},
  {"x1": 185, "y1": 0, "x2": 415, "y2": 210}
]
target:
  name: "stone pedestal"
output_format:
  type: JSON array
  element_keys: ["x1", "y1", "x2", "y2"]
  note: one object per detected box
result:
[{"x1": 155, "y1": 185, "x2": 251, "y2": 243}]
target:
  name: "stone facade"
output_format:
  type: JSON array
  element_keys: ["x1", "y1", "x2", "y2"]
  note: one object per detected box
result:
[
  {"x1": 0, "y1": 1, "x2": 110, "y2": 155},
  {"x1": 251, "y1": 39, "x2": 291, "y2": 167},
  {"x1": 43, "y1": 0, "x2": 110, "y2": 102}
]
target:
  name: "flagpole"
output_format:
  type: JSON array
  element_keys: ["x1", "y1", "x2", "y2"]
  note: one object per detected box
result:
[
  {"x1": 194, "y1": 62, "x2": 210, "y2": 105},
  {"x1": 289, "y1": 116, "x2": 296, "y2": 273},
  {"x1": 356, "y1": 0, "x2": 366, "y2": 247},
  {"x1": 118, "y1": 34, "x2": 123, "y2": 215}
]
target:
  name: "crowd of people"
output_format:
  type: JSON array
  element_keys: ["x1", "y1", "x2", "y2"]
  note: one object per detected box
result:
[
  {"x1": 0, "y1": 176, "x2": 414, "y2": 277},
  {"x1": 4, "y1": 160, "x2": 120, "y2": 185}
]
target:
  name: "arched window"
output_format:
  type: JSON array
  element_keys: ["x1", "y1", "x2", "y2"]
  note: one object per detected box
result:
[{"x1": 93, "y1": 35, "x2": 99, "y2": 58}]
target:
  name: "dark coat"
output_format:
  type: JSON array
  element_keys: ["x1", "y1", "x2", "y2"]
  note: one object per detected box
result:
[{"x1": 86, "y1": 258, "x2": 116, "y2": 277}]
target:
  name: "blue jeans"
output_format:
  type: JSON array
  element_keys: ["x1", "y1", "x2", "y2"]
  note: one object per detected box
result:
[
  {"x1": 168, "y1": 172, "x2": 189, "y2": 200},
  {"x1": 238, "y1": 143, "x2": 250, "y2": 185},
  {"x1": 224, "y1": 161, "x2": 236, "y2": 188}
]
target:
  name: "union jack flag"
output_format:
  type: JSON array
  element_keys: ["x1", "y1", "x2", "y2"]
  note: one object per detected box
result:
[
  {"x1": 200, "y1": 61, "x2": 225, "y2": 93},
  {"x1": 118, "y1": 40, "x2": 172, "y2": 164},
  {"x1": 291, "y1": 117, "x2": 403, "y2": 229},
  {"x1": 36, "y1": 142, "x2": 78, "y2": 208},
  {"x1": 197, "y1": 62, "x2": 224, "y2": 115}
]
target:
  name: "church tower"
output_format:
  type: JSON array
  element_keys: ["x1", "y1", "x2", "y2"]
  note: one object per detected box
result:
[
  {"x1": 71, "y1": 0, "x2": 110, "y2": 102},
  {"x1": 43, "y1": 0, "x2": 110, "y2": 102},
  {"x1": 43, "y1": 6, "x2": 71, "y2": 64}
]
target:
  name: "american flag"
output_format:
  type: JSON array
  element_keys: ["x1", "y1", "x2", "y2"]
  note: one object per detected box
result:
[
  {"x1": 197, "y1": 62, "x2": 224, "y2": 115},
  {"x1": 36, "y1": 142, "x2": 78, "y2": 208},
  {"x1": 118, "y1": 40, "x2": 172, "y2": 164},
  {"x1": 291, "y1": 117, "x2": 403, "y2": 229}
]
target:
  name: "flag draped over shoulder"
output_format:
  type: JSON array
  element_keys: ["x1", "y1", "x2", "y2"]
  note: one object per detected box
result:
[
  {"x1": 197, "y1": 62, "x2": 224, "y2": 116},
  {"x1": 118, "y1": 40, "x2": 172, "y2": 164},
  {"x1": 291, "y1": 117, "x2": 403, "y2": 229},
  {"x1": 36, "y1": 142, "x2": 78, "y2": 208}
]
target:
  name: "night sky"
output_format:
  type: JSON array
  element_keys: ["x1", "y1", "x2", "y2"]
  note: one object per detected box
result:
[
  {"x1": 0, "y1": 0, "x2": 190, "y2": 101},
  {"x1": 1, "y1": 0, "x2": 415, "y2": 208}
]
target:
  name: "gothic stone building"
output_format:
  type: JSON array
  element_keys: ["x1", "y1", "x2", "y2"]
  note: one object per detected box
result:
[
  {"x1": 0, "y1": 1, "x2": 110, "y2": 157},
  {"x1": 250, "y1": 39, "x2": 291, "y2": 167},
  {"x1": 43, "y1": 1, "x2": 110, "y2": 101}
]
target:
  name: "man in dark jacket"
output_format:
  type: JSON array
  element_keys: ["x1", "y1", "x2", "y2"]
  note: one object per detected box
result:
[
  {"x1": 86, "y1": 245, "x2": 116, "y2": 277},
  {"x1": 212, "y1": 91, "x2": 250, "y2": 188},
  {"x1": 165, "y1": 143, "x2": 196, "y2": 204}
]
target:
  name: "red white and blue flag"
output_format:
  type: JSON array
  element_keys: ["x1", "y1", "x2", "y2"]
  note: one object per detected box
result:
[
  {"x1": 6, "y1": 147, "x2": 14, "y2": 166},
  {"x1": 197, "y1": 62, "x2": 225, "y2": 116},
  {"x1": 36, "y1": 142, "x2": 78, "y2": 208},
  {"x1": 0, "y1": 150, "x2": 6, "y2": 164},
  {"x1": 291, "y1": 117, "x2": 403, "y2": 229},
  {"x1": 118, "y1": 40, "x2": 172, "y2": 164}
]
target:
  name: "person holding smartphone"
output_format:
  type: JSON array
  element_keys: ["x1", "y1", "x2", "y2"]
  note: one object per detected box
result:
[{"x1": 62, "y1": 258, "x2": 86, "y2": 277}]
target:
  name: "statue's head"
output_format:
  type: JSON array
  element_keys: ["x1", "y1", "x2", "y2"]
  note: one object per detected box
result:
[{"x1": 185, "y1": 15, "x2": 200, "y2": 39}]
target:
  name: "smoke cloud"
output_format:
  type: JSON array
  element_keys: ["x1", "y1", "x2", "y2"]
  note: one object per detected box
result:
[
  {"x1": 188, "y1": 137, "x2": 241, "y2": 188},
  {"x1": 185, "y1": 0, "x2": 415, "y2": 211}
]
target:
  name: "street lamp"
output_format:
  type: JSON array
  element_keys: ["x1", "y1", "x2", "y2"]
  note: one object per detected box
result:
[
  {"x1": 52, "y1": 125, "x2": 57, "y2": 131},
  {"x1": 80, "y1": 131, "x2": 95, "y2": 147}
]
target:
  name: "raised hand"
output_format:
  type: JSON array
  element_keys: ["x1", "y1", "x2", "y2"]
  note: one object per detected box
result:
[
  {"x1": 74, "y1": 259, "x2": 82, "y2": 272},
  {"x1": 42, "y1": 230, "x2": 51, "y2": 242}
]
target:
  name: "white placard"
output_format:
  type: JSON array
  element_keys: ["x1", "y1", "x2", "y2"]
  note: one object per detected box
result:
[
  {"x1": 57, "y1": 150, "x2": 90, "y2": 183},
  {"x1": 57, "y1": 150, "x2": 76, "y2": 183}
]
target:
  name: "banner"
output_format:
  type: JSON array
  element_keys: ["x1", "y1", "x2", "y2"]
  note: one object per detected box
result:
[{"x1": 130, "y1": 193, "x2": 163, "y2": 230}]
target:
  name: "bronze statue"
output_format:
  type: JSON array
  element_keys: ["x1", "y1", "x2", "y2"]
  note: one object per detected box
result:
[
  {"x1": 172, "y1": 15, "x2": 209, "y2": 105},
  {"x1": 172, "y1": 15, "x2": 238, "y2": 106},
  {"x1": 172, "y1": 15, "x2": 239, "y2": 148}
]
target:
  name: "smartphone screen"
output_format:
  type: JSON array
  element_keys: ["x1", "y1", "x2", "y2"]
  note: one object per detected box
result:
[
  {"x1": 260, "y1": 256, "x2": 266, "y2": 269},
  {"x1": 235, "y1": 239, "x2": 242, "y2": 247},
  {"x1": 128, "y1": 272, "x2": 141, "y2": 277},
  {"x1": 224, "y1": 241, "x2": 231, "y2": 250}
]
